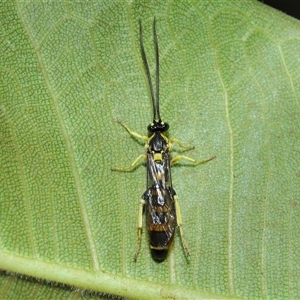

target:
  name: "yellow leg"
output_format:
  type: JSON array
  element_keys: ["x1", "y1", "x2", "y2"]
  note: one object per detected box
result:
[
  {"x1": 117, "y1": 120, "x2": 149, "y2": 142},
  {"x1": 174, "y1": 195, "x2": 189, "y2": 257},
  {"x1": 171, "y1": 154, "x2": 216, "y2": 165},
  {"x1": 134, "y1": 199, "x2": 145, "y2": 261},
  {"x1": 111, "y1": 154, "x2": 146, "y2": 171},
  {"x1": 169, "y1": 138, "x2": 195, "y2": 151}
]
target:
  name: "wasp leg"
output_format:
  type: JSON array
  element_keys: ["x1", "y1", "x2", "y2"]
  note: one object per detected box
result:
[
  {"x1": 173, "y1": 194, "x2": 189, "y2": 257},
  {"x1": 117, "y1": 120, "x2": 149, "y2": 142},
  {"x1": 169, "y1": 138, "x2": 195, "y2": 151},
  {"x1": 111, "y1": 154, "x2": 147, "y2": 171},
  {"x1": 134, "y1": 198, "x2": 145, "y2": 261},
  {"x1": 171, "y1": 154, "x2": 216, "y2": 165}
]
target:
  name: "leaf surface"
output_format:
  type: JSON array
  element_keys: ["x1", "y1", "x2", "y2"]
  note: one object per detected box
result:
[{"x1": 1, "y1": 1, "x2": 300, "y2": 299}]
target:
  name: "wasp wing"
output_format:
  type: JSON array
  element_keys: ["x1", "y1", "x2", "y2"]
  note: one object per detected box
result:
[{"x1": 144, "y1": 152, "x2": 176, "y2": 250}]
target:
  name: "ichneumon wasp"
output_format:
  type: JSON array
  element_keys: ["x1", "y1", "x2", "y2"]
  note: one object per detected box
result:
[{"x1": 111, "y1": 17, "x2": 216, "y2": 262}]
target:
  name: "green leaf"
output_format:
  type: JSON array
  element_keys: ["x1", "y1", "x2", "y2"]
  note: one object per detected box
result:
[{"x1": 1, "y1": 1, "x2": 300, "y2": 299}]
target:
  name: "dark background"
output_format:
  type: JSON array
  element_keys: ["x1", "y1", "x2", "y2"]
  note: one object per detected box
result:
[{"x1": 259, "y1": 0, "x2": 300, "y2": 20}]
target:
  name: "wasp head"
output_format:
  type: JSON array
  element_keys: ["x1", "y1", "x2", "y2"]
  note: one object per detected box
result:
[{"x1": 148, "y1": 119, "x2": 169, "y2": 133}]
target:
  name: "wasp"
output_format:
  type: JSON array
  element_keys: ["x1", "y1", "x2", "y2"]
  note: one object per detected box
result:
[{"x1": 112, "y1": 17, "x2": 215, "y2": 262}]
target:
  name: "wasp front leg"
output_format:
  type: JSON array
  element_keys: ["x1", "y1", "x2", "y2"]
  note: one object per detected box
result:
[
  {"x1": 169, "y1": 138, "x2": 195, "y2": 151},
  {"x1": 117, "y1": 120, "x2": 149, "y2": 142},
  {"x1": 111, "y1": 121, "x2": 148, "y2": 171}
]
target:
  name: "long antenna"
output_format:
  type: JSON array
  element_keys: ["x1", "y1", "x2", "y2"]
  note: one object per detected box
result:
[
  {"x1": 153, "y1": 17, "x2": 160, "y2": 122},
  {"x1": 139, "y1": 17, "x2": 160, "y2": 122}
]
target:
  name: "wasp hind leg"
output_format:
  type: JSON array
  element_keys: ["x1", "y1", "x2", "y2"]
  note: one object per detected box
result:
[
  {"x1": 134, "y1": 198, "x2": 146, "y2": 261},
  {"x1": 173, "y1": 193, "x2": 190, "y2": 257}
]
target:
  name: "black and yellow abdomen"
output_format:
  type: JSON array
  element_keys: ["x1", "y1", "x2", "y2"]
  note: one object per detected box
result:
[{"x1": 146, "y1": 194, "x2": 176, "y2": 262}]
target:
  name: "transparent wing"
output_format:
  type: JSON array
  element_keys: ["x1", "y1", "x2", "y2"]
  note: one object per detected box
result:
[{"x1": 145, "y1": 154, "x2": 176, "y2": 249}]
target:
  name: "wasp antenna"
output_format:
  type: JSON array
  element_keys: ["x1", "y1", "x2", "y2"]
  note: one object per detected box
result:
[
  {"x1": 153, "y1": 16, "x2": 160, "y2": 122},
  {"x1": 139, "y1": 19, "x2": 157, "y2": 122}
]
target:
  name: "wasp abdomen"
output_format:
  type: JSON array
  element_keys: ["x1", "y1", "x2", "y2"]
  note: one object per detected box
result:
[
  {"x1": 149, "y1": 226, "x2": 175, "y2": 262},
  {"x1": 146, "y1": 201, "x2": 176, "y2": 262},
  {"x1": 151, "y1": 249, "x2": 168, "y2": 262}
]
